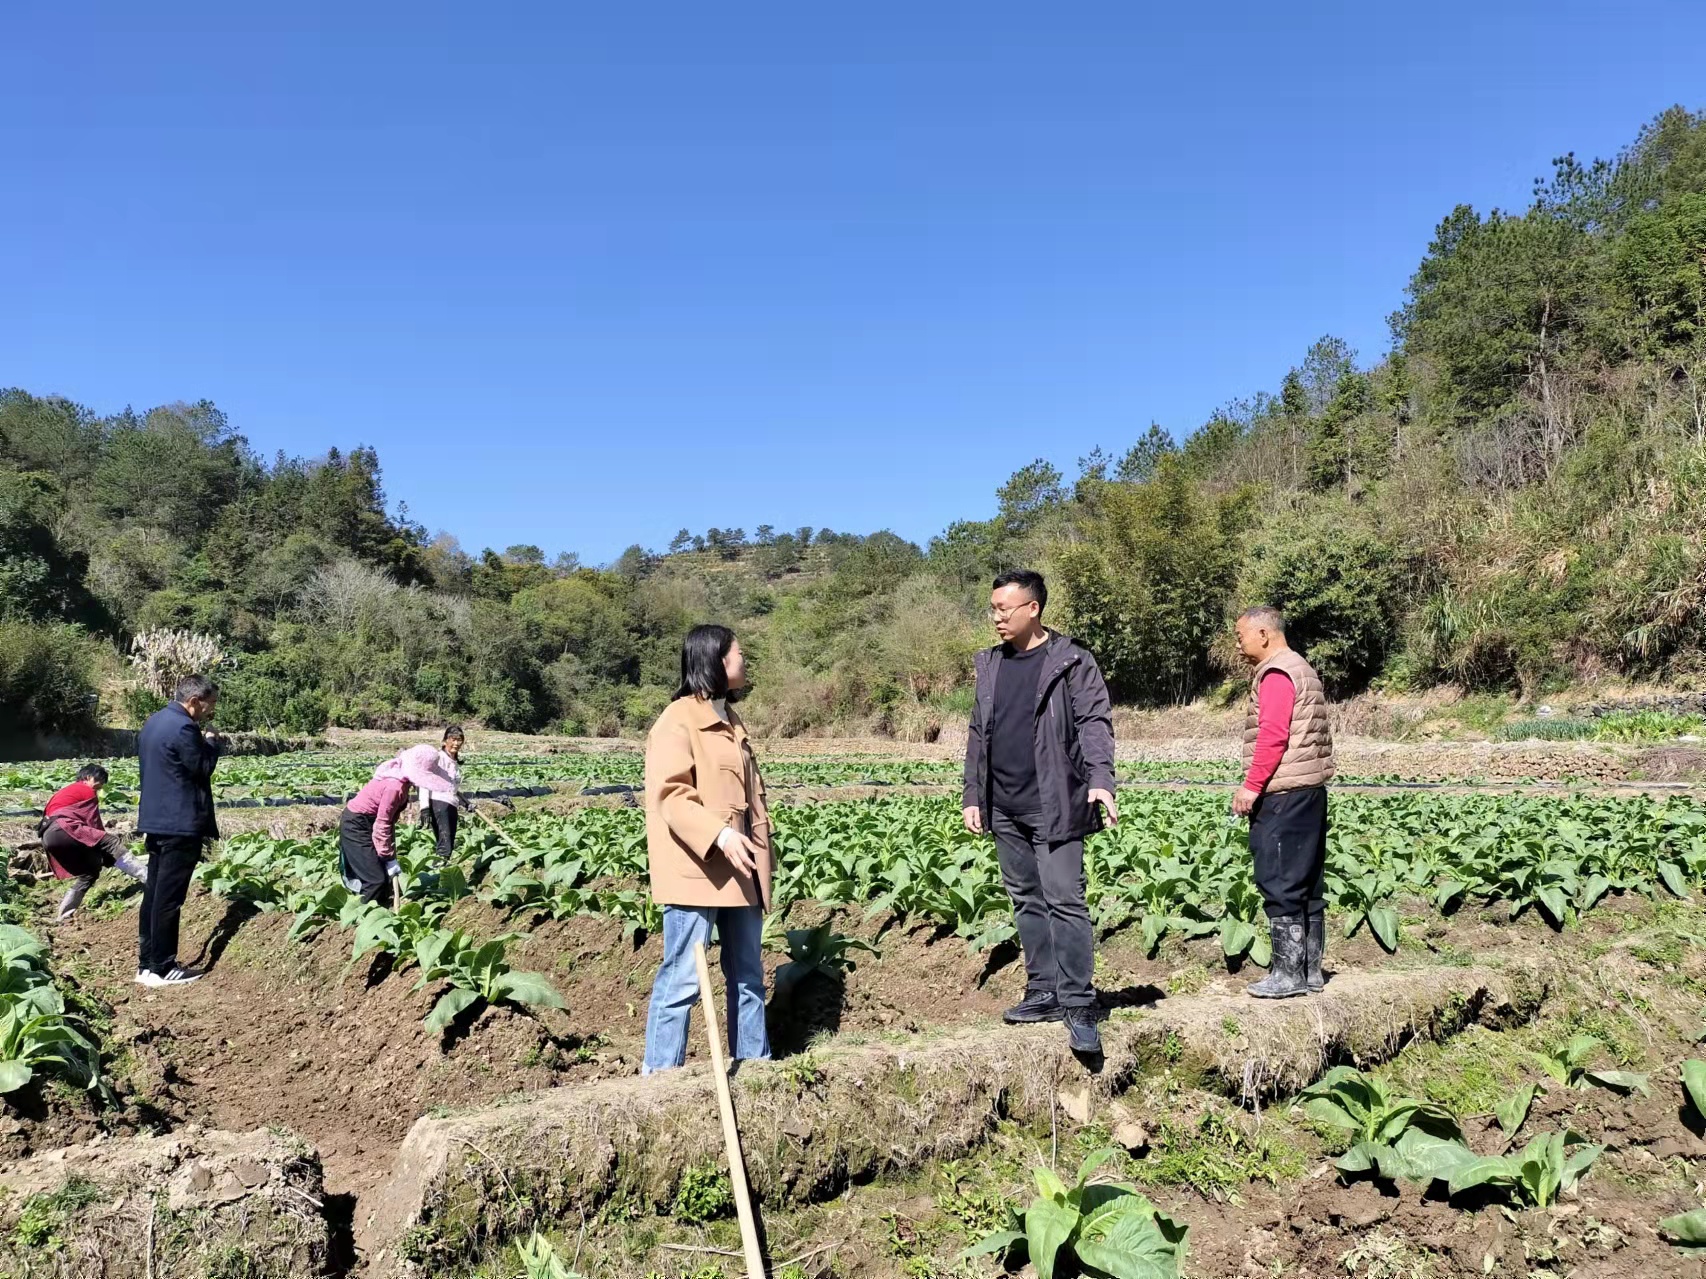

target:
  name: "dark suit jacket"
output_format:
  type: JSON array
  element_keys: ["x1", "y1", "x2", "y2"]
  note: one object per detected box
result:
[{"x1": 137, "y1": 702, "x2": 222, "y2": 839}]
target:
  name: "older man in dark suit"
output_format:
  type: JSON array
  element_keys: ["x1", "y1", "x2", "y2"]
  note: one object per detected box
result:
[{"x1": 136, "y1": 673, "x2": 224, "y2": 987}]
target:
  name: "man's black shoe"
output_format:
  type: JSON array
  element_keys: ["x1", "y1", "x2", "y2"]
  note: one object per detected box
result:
[
  {"x1": 1004, "y1": 991, "x2": 1064, "y2": 1024},
  {"x1": 1064, "y1": 1007, "x2": 1102, "y2": 1054}
]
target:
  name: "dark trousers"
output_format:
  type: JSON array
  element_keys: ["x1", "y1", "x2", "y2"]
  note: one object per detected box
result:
[
  {"x1": 43, "y1": 825, "x2": 127, "y2": 879},
  {"x1": 339, "y1": 809, "x2": 395, "y2": 907},
  {"x1": 425, "y1": 800, "x2": 458, "y2": 858},
  {"x1": 1249, "y1": 785, "x2": 1328, "y2": 919},
  {"x1": 139, "y1": 835, "x2": 202, "y2": 975},
  {"x1": 991, "y1": 809, "x2": 1095, "y2": 1008}
]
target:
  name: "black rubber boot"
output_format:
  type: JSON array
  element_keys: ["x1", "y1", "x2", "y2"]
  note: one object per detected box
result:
[
  {"x1": 1004, "y1": 990, "x2": 1064, "y2": 1024},
  {"x1": 1307, "y1": 910, "x2": 1325, "y2": 993},
  {"x1": 1247, "y1": 916, "x2": 1309, "y2": 999}
]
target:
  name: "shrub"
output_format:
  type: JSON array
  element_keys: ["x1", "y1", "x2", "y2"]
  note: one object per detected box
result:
[
  {"x1": 620, "y1": 685, "x2": 671, "y2": 731},
  {"x1": 0, "y1": 622, "x2": 98, "y2": 738},
  {"x1": 217, "y1": 670, "x2": 290, "y2": 731},
  {"x1": 1244, "y1": 510, "x2": 1409, "y2": 696},
  {"x1": 1056, "y1": 460, "x2": 1245, "y2": 704},
  {"x1": 281, "y1": 690, "x2": 330, "y2": 735},
  {"x1": 117, "y1": 686, "x2": 166, "y2": 728}
]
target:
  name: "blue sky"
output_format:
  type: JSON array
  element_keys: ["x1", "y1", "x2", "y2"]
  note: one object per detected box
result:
[{"x1": 5, "y1": 2, "x2": 1704, "y2": 564}]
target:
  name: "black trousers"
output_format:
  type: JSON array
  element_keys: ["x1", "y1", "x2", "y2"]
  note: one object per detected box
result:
[
  {"x1": 425, "y1": 800, "x2": 458, "y2": 858},
  {"x1": 43, "y1": 824, "x2": 126, "y2": 879},
  {"x1": 139, "y1": 835, "x2": 203, "y2": 975},
  {"x1": 1249, "y1": 786, "x2": 1328, "y2": 919},
  {"x1": 339, "y1": 809, "x2": 396, "y2": 907},
  {"x1": 991, "y1": 809, "x2": 1095, "y2": 1008}
]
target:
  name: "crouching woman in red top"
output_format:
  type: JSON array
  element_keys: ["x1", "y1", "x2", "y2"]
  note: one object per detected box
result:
[
  {"x1": 338, "y1": 746, "x2": 458, "y2": 907},
  {"x1": 41, "y1": 764, "x2": 149, "y2": 923}
]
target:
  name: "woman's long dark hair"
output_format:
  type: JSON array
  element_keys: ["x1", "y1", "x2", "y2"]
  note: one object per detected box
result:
[{"x1": 674, "y1": 624, "x2": 738, "y2": 701}]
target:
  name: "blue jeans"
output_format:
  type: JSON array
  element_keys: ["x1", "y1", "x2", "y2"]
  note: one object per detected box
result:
[{"x1": 643, "y1": 905, "x2": 770, "y2": 1074}]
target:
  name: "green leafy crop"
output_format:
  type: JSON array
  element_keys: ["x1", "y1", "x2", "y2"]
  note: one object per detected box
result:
[{"x1": 960, "y1": 1148, "x2": 1189, "y2": 1279}]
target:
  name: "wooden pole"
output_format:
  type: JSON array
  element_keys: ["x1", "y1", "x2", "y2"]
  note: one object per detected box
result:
[
  {"x1": 474, "y1": 806, "x2": 524, "y2": 854},
  {"x1": 694, "y1": 941, "x2": 767, "y2": 1279}
]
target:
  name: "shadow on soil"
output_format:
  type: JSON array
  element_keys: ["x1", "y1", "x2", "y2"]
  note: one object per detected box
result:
[
  {"x1": 192, "y1": 899, "x2": 261, "y2": 973},
  {"x1": 768, "y1": 972, "x2": 847, "y2": 1057},
  {"x1": 975, "y1": 939, "x2": 1022, "y2": 986},
  {"x1": 1099, "y1": 982, "x2": 1164, "y2": 1011},
  {"x1": 324, "y1": 1191, "x2": 358, "y2": 1277}
]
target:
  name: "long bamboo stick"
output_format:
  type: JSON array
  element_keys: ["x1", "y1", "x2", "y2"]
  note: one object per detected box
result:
[{"x1": 694, "y1": 941, "x2": 767, "y2": 1279}]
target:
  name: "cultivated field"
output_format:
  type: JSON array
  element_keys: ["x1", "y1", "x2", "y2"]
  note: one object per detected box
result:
[{"x1": 2, "y1": 732, "x2": 1705, "y2": 1279}]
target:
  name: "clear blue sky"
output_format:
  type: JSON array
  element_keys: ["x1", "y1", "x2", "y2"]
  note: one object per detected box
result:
[{"x1": 5, "y1": 2, "x2": 1704, "y2": 565}]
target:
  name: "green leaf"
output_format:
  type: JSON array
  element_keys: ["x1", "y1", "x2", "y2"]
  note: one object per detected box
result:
[
  {"x1": 1368, "y1": 906, "x2": 1400, "y2": 952},
  {"x1": 1073, "y1": 1146, "x2": 1121, "y2": 1191},
  {"x1": 1219, "y1": 918, "x2": 1256, "y2": 959},
  {"x1": 1578, "y1": 874, "x2": 1612, "y2": 910},
  {"x1": 351, "y1": 909, "x2": 400, "y2": 961},
  {"x1": 494, "y1": 970, "x2": 565, "y2": 1011},
  {"x1": 1434, "y1": 879, "x2": 1467, "y2": 911},
  {"x1": 0, "y1": 925, "x2": 45, "y2": 960},
  {"x1": 0, "y1": 1059, "x2": 34, "y2": 1094},
  {"x1": 1024, "y1": 1196, "x2": 1078, "y2": 1279},
  {"x1": 1394, "y1": 1130, "x2": 1481, "y2": 1185},
  {"x1": 1660, "y1": 1209, "x2": 1706, "y2": 1246},
  {"x1": 1075, "y1": 1195, "x2": 1185, "y2": 1279},
  {"x1": 1076, "y1": 1184, "x2": 1141, "y2": 1242},
  {"x1": 958, "y1": 1229, "x2": 1025, "y2": 1262},
  {"x1": 424, "y1": 987, "x2": 481, "y2": 1034},
  {"x1": 1536, "y1": 886, "x2": 1569, "y2": 926},
  {"x1": 1073, "y1": 1237, "x2": 1174, "y2": 1279},
  {"x1": 1659, "y1": 860, "x2": 1690, "y2": 899},
  {"x1": 1561, "y1": 1142, "x2": 1602, "y2": 1186},
  {"x1": 1682, "y1": 1060, "x2": 1706, "y2": 1121},
  {"x1": 1333, "y1": 1142, "x2": 1389, "y2": 1176},
  {"x1": 1033, "y1": 1166, "x2": 1070, "y2": 1203},
  {"x1": 1585, "y1": 1069, "x2": 1650, "y2": 1096},
  {"x1": 1447, "y1": 1155, "x2": 1517, "y2": 1197},
  {"x1": 1299, "y1": 1096, "x2": 1359, "y2": 1132},
  {"x1": 1495, "y1": 1083, "x2": 1537, "y2": 1138}
]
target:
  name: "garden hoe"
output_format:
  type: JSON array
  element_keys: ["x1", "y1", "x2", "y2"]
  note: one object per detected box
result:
[{"x1": 695, "y1": 940, "x2": 768, "y2": 1279}]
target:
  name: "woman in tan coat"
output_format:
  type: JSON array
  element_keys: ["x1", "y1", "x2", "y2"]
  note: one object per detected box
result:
[{"x1": 641, "y1": 624, "x2": 773, "y2": 1073}]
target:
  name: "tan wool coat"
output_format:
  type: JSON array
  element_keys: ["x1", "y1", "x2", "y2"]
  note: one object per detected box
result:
[{"x1": 644, "y1": 696, "x2": 773, "y2": 910}]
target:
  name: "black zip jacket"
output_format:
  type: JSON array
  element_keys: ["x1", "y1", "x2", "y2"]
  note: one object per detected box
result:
[{"x1": 962, "y1": 631, "x2": 1117, "y2": 842}]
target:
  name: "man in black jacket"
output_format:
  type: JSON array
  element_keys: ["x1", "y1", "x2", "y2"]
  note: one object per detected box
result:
[
  {"x1": 963, "y1": 570, "x2": 1117, "y2": 1054},
  {"x1": 136, "y1": 673, "x2": 225, "y2": 987}
]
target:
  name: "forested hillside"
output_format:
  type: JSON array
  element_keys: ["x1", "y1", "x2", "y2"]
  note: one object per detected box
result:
[{"x1": 4, "y1": 107, "x2": 1705, "y2": 745}]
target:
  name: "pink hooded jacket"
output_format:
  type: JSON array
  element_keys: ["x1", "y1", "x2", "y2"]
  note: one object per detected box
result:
[{"x1": 346, "y1": 745, "x2": 459, "y2": 859}]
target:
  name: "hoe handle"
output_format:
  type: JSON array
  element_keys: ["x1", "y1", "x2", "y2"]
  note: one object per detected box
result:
[{"x1": 695, "y1": 941, "x2": 768, "y2": 1279}]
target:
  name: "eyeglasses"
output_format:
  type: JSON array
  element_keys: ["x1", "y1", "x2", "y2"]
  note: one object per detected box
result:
[{"x1": 987, "y1": 601, "x2": 1037, "y2": 622}]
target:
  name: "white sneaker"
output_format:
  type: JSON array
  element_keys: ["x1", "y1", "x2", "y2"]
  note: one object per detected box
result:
[
  {"x1": 134, "y1": 970, "x2": 165, "y2": 988},
  {"x1": 157, "y1": 965, "x2": 203, "y2": 985}
]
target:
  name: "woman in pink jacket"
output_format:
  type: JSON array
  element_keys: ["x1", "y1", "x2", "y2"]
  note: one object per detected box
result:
[{"x1": 338, "y1": 746, "x2": 458, "y2": 906}]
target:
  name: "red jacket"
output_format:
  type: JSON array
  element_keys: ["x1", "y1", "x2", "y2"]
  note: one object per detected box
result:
[{"x1": 44, "y1": 781, "x2": 107, "y2": 847}]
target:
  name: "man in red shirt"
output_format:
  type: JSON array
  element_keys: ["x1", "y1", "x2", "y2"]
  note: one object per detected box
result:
[
  {"x1": 1231, "y1": 607, "x2": 1337, "y2": 999},
  {"x1": 40, "y1": 764, "x2": 149, "y2": 923}
]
